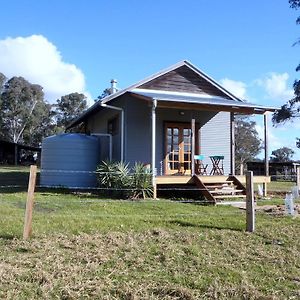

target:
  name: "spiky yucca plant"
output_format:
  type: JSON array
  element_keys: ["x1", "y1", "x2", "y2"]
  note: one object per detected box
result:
[
  {"x1": 96, "y1": 161, "x2": 153, "y2": 199},
  {"x1": 96, "y1": 160, "x2": 117, "y2": 188},
  {"x1": 115, "y1": 161, "x2": 130, "y2": 188},
  {"x1": 130, "y1": 162, "x2": 153, "y2": 199}
]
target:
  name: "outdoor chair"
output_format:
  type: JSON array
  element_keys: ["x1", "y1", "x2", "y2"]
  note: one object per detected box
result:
[{"x1": 194, "y1": 155, "x2": 208, "y2": 175}]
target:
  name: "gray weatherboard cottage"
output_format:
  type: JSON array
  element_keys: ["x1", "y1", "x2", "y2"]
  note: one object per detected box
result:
[{"x1": 68, "y1": 60, "x2": 276, "y2": 199}]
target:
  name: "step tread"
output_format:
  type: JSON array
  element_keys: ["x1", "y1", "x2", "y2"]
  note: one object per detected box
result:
[
  {"x1": 206, "y1": 185, "x2": 236, "y2": 189},
  {"x1": 210, "y1": 189, "x2": 245, "y2": 194},
  {"x1": 203, "y1": 180, "x2": 234, "y2": 184},
  {"x1": 214, "y1": 195, "x2": 247, "y2": 199}
]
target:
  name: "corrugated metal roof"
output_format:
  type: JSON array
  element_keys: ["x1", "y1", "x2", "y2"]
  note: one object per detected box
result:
[
  {"x1": 130, "y1": 88, "x2": 278, "y2": 112},
  {"x1": 67, "y1": 60, "x2": 246, "y2": 128},
  {"x1": 67, "y1": 60, "x2": 277, "y2": 129}
]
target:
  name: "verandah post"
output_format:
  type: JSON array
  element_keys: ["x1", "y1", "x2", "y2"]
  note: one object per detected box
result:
[
  {"x1": 23, "y1": 165, "x2": 37, "y2": 240},
  {"x1": 191, "y1": 118, "x2": 195, "y2": 176},
  {"x1": 152, "y1": 99, "x2": 157, "y2": 199},
  {"x1": 263, "y1": 113, "x2": 269, "y2": 197},
  {"x1": 230, "y1": 112, "x2": 235, "y2": 175}
]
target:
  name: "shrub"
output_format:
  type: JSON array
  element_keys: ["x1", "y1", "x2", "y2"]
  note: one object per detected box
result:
[
  {"x1": 131, "y1": 162, "x2": 153, "y2": 199},
  {"x1": 96, "y1": 160, "x2": 130, "y2": 198},
  {"x1": 96, "y1": 161, "x2": 153, "y2": 199}
]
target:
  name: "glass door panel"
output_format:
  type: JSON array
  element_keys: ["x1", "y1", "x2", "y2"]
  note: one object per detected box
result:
[{"x1": 165, "y1": 123, "x2": 195, "y2": 175}]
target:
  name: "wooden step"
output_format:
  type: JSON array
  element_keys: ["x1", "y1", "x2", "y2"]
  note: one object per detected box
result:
[
  {"x1": 205, "y1": 184, "x2": 234, "y2": 189},
  {"x1": 210, "y1": 189, "x2": 245, "y2": 194},
  {"x1": 214, "y1": 195, "x2": 247, "y2": 199},
  {"x1": 205, "y1": 180, "x2": 234, "y2": 185}
]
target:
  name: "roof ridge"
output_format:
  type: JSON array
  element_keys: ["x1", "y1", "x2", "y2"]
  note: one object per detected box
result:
[{"x1": 67, "y1": 60, "x2": 245, "y2": 128}]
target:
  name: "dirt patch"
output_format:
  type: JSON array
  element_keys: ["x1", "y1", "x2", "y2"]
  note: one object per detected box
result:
[
  {"x1": 256, "y1": 204, "x2": 300, "y2": 216},
  {"x1": 237, "y1": 204, "x2": 300, "y2": 216}
]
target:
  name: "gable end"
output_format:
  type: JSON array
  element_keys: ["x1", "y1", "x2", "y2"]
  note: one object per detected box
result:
[{"x1": 139, "y1": 65, "x2": 232, "y2": 100}]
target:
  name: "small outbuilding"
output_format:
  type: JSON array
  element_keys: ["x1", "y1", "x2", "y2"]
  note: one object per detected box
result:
[
  {"x1": 0, "y1": 139, "x2": 41, "y2": 165},
  {"x1": 247, "y1": 161, "x2": 300, "y2": 181},
  {"x1": 63, "y1": 60, "x2": 277, "y2": 201}
]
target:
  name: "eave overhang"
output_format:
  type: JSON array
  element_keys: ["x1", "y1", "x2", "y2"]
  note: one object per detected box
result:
[{"x1": 130, "y1": 88, "x2": 278, "y2": 115}]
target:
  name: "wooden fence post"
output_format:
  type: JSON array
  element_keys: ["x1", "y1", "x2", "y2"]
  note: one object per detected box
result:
[
  {"x1": 246, "y1": 171, "x2": 255, "y2": 233},
  {"x1": 263, "y1": 182, "x2": 267, "y2": 198},
  {"x1": 23, "y1": 165, "x2": 37, "y2": 240}
]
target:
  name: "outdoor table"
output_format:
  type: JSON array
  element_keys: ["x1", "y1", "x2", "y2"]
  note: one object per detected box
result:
[{"x1": 209, "y1": 155, "x2": 224, "y2": 175}]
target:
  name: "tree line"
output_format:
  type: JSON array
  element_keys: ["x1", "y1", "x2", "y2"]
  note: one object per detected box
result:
[
  {"x1": 0, "y1": 72, "x2": 295, "y2": 170},
  {"x1": 234, "y1": 116, "x2": 295, "y2": 175},
  {"x1": 0, "y1": 73, "x2": 88, "y2": 146}
]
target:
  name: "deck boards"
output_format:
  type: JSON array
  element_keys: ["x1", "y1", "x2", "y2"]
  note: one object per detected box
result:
[
  {"x1": 156, "y1": 175, "x2": 270, "y2": 203},
  {"x1": 156, "y1": 175, "x2": 270, "y2": 185}
]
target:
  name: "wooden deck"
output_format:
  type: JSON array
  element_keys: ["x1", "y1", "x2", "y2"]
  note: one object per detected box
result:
[
  {"x1": 156, "y1": 175, "x2": 270, "y2": 185},
  {"x1": 156, "y1": 175, "x2": 270, "y2": 203}
]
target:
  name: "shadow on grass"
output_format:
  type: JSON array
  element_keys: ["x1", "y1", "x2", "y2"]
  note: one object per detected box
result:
[
  {"x1": 37, "y1": 188, "x2": 114, "y2": 200},
  {"x1": 0, "y1": 171, "x2": 40, "y2": 193},
  {"x1": 0, "y1": 184, "x2": 109, "y2": 200},
  {"x1": 0, "y1": 186, "x2": 28, "y2": 193},
  {"x1": 169, "y1": 219, "x2": 242, "y2": 232},
  {"x1": 0, "y1": 233, "x2": 17, "y2": 240}
]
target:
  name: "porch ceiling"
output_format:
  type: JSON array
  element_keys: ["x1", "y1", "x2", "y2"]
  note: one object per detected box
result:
[{"x1": 130, "y1": 88, "x2": 278, "y2": 114}]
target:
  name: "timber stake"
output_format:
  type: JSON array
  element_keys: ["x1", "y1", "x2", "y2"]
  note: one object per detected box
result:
[
  {"x1": 23, "y1": 165, "x2": 37, "y2": 240},
  {"x1": 246, "y1": 171, "x2": 255, "y2": 233}
]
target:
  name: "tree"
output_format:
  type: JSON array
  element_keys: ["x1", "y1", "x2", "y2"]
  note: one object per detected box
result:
[
  {"x1": 0, "y1": 72, "x2": 5, "y2": 88},
  {"x1": 55, "y1": 92, "x2": 87, "y2": 129},
  {"x1": 0, "y1": 76, "x2": 44, "y2": 144},
  {"x1": 0, "y1": 72, "x2": 6, "y2": 132},
  {"x1": 95, "y1": 80, "x2": 120, "y2": 102},
  {"x1": 0, "y1": 74, "x2": 89, "y2": 146},
  {"x1": 270, "y1": 147, "x2": 295, "y2": 162},
  {"x1": 96, "y1": 88, "x2": 112, "y2": 101},
  {"x1": 235, "y1": 115, "x2": 262, "y2": 174},
  {"x1": 272, "y1": 0, "x2": 300, "y2": 147},
  {"x1": 22, "y1": 101, "x2": 58, "y2": 146}
]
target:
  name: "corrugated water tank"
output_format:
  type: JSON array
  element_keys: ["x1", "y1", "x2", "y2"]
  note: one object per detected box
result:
[{"x1": 40, "y1": 133, "x2": 100, "y2": 188}]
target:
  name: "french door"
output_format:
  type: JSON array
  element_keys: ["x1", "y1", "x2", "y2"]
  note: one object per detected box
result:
[{"x1": 164, "y1": 122, "x2": 198, "y2": 175}]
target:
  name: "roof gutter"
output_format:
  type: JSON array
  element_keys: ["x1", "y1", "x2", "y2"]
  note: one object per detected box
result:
[{"x1": 100, "y1": 103, "x2": 124, "y2": 162}]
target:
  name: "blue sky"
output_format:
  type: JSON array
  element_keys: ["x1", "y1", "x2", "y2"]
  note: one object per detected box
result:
[{"x1": 0, "y1": 0, "x2": 299, "y2": 158}]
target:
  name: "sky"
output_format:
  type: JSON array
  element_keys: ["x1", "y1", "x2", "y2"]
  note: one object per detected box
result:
[{"x1": 0, "y1": 0, "x2": 299, "y2": 158}]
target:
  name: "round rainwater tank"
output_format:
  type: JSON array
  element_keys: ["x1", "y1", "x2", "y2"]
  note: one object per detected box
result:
[{"x1": 40, "y1": 133, "x2": 100, "y2": 188}]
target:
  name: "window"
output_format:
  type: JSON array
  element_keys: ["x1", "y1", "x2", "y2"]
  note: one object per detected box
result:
[{"x1": 107, "y1": 116, "x2": 119, "y2": 135}]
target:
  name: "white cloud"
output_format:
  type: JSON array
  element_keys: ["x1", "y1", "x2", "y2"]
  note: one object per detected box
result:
[
  {"x1": 219, "y1": 78, "x2": 247, "y2": 100},
  {"x1": 0, "y1": 35, "x2": 91, "y2": 104},
  {"x1": 256, "y1": 72, "x2": 294, "y2": 102},
  {"x1": 256, "y1": 123, "x2": 282, "y2": 151},
  {"x1": 255, "y1": 119, "x2": 300, "y2": 160}
]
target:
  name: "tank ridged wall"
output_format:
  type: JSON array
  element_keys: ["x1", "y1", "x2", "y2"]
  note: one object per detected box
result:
[{"x1": 41, "y1": 133, "x2": 100, "y2": 188}]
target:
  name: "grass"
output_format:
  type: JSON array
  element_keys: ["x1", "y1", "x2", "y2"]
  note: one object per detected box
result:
[
  {"x1": 0, "y1": 165, "x2": 296, "y2": 192},
  {"x1": 0, "y1": 165, "x2": 31, "y2": 172},
  {"x1": 0, "y1": 190, "x2": 300, "y2": 299},
  {"x1": 266, "y1": 181, "x2": 296, "y2": 192},
  {"x1": 254, "y1": 181, "x2": 296, "y2": 193}
]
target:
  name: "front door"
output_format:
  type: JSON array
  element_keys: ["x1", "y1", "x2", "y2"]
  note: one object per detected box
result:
[{"x1": 165, "y1": 122, "x2": 198, "y2": 175}]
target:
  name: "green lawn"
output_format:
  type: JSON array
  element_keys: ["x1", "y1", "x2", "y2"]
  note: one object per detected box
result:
[
  {"x1": 254, "y1": 180, "x2": 296, "y2": 193},
  {"x1": 267, "y1": 180, "x2": 296, "y2": 192},
  {"x1": 0, "y1": 165, "x2": 31, "y2": 172},
  {"x1": 0, "y1": 190, "x2": 300, "y2": 299}
]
